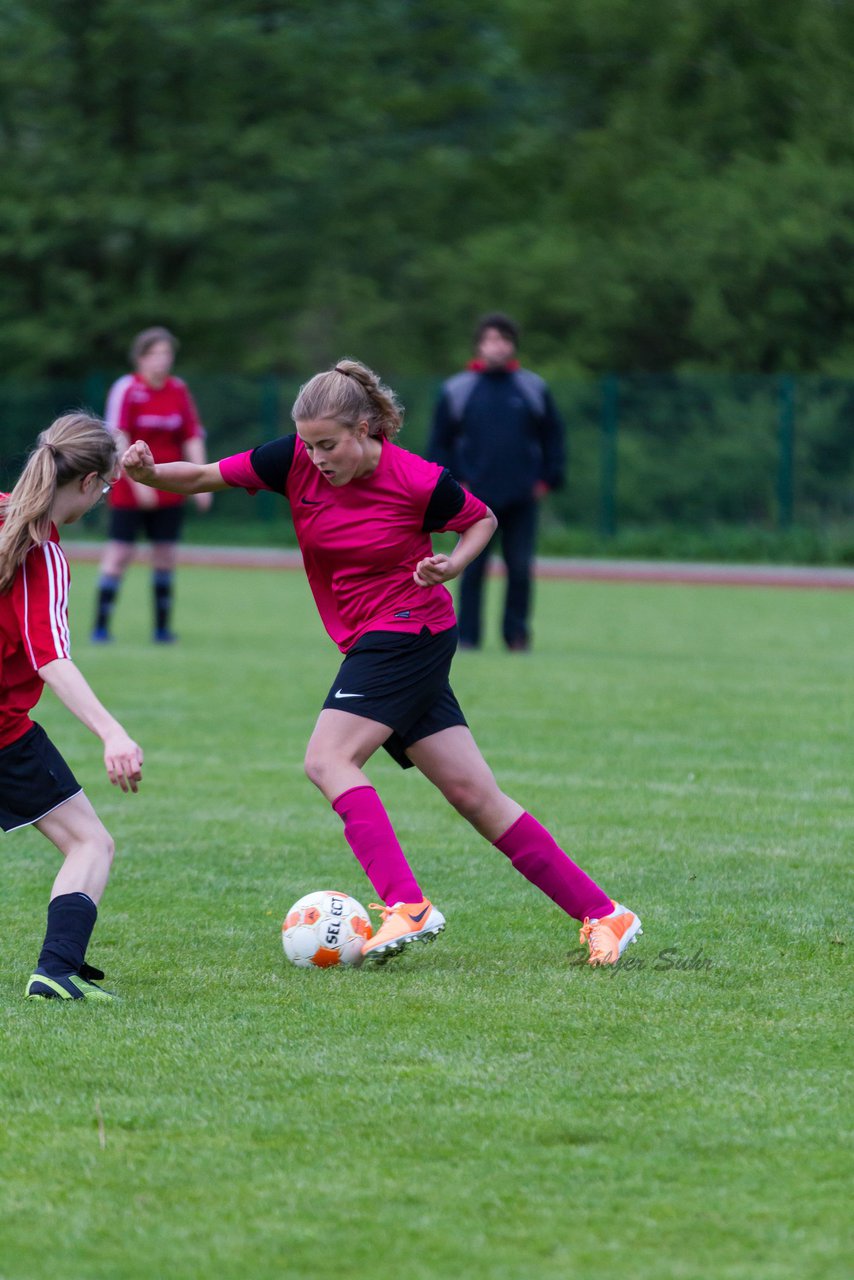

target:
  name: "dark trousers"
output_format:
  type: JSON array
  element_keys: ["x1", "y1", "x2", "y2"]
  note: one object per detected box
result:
[{"x1": 457, "y1": 498, "x2": 538, "y2": 649}]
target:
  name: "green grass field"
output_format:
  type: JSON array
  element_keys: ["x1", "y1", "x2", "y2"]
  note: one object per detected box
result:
[{"x1": 1, "y1": 563, "x2": 851, "y2": 1280}]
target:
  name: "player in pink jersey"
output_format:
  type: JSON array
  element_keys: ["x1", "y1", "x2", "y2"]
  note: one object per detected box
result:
[
  {"x1": 0, "y1": 415, "x2": 143, "y2": 1000},
  {"x1": 123, "y1": 359, "x2": 642, "y2": 966},
  {"x1": 92, "y1": 327, "x2": 211, "y2": 645}
]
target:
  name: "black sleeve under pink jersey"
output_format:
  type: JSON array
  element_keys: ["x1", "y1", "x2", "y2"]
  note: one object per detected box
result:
[
  {"x1": 422, "y1": 469, "x2": 470, "y2": 532},
  {"x1": 249, "y1": 435, "x2": 297, "y2": 492},
  {"x1": 220, "y1": 437, "x2": 484, "y2": 538}
]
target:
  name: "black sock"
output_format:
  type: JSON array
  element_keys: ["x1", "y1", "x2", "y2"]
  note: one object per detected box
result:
[
  {"x1": 37, "y1": 892, "x2": 97, "y2": 976},
  {"x1": 153, "y1": 569, "x2": 173, "y2": 633},
  {"x1": 95, "y1": 574, "x2": 120, "y2": 631}
]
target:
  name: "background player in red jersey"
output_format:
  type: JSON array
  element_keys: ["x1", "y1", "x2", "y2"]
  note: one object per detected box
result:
[
  {"x1": 0, "y1": 414, "x2": 143, "y2": 1000},
  {"x1": 92, "y1": 326, "x2": 212, "y2": 644},
  {"x1": 123, "y1": 359, "x2": 641, "y2": 967}
]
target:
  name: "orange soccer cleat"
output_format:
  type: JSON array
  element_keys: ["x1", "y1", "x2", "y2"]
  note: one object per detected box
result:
[
  {"x1": 361, "y1": 898, "x2": 446, "y2": 964},
  {"x1": 579, "y1": 901, "x2": 643, "y2": 966}
]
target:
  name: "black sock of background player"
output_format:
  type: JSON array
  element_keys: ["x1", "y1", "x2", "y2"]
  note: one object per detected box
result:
[
  {"x1": 153, "y1": 569, "x2": 173, "y2": 633},
  {"x1": 94, "y1": 574, "x2": 120, "y2": 632}
]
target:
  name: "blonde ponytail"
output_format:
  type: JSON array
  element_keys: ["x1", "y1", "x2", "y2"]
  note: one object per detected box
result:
[
  {"x1": 291, "y1": 358, "x2": 404, "y2": 441},
  {"x1": 0, "y1": 413, "x2": 115, "y2": 594}
]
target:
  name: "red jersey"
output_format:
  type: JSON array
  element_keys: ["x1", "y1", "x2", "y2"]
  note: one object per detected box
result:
[
  {"x1": 0, "y1": 518, "x2": 71, "y2": 748},
  {"x1": 219, "y1": 436, "x2": 489, "y2": 652},
  {"x1": 107, "y1": 373, "x2": 204, "y2": 509}
]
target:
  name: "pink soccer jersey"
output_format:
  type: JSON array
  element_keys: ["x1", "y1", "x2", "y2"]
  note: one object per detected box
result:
[
  {"x1": 0, "y1": 523, "x2": 71, "y2": 748},
  {"x1": 219, "y1": 436, "x2": 490, "y2": 652}
]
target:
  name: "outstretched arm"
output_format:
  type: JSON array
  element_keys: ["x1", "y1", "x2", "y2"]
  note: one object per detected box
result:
[
  {"x1": 181, "y1": 436, "x2": 214, "y2": 512},
  {"x1": 122, "y1": 440, "x2": 230, "y2": 495},
  {"x1": 39, "y1": 659, "x2": 143, "y2": 792}
]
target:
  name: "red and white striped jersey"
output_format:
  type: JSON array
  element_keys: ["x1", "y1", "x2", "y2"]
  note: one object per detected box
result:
[
  {"x1": 0, "y1": 520, "x2": 70, "y2": 748},
  {"x1": 106, "y1": 373, "x2": 204, "y2": 509}
]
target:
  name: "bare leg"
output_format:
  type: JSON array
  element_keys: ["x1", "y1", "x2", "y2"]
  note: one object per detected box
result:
[
  {"x1": 27, "y1": 792, "x2": 116, "y2": 990},
  {"x1": 407, "y1": 726, "x2": 611, "y2": 921},
  {"x1": 151, "y1": 541, "x2": 178, "y2": 573},
  {"x1": 303, "y1": 708, "x2": 395, "y2": 801},
  {"x1": 35, "y1": 791, "x2": 115, "y2": 903},
  {"x1": 99, "y1": 540, "x2": 136, "y2": 578},
  {"x1": 405, "y1": 725, "x2": 523, "y2": 839}
]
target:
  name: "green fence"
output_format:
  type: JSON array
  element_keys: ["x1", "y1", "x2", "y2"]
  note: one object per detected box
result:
[{"x1": 1, "y1": 373, "x2": 852, "y2": 545}]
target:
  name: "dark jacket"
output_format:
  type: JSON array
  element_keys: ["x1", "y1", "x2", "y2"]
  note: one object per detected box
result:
[{"x1": 428, "y1": 364, "x2": 566, "y2": 510}]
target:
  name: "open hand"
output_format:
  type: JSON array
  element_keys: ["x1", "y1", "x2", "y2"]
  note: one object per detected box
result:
[{"x1": 103, "y1": 730, "x2": 144, "y2": 793}]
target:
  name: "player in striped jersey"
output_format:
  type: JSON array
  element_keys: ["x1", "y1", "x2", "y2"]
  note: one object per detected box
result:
[
  {"x1": 0, "y1": 415, "x2": 143, "y2": 1000},
  {"x1": 92, "y1": 327, "x2": 211, "y2": 644},
  {"x1": 123, "y1": 360, "x2": 642, "y2": 967}
]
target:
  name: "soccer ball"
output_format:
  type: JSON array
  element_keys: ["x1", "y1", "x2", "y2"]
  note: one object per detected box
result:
[{"x1": 282, "y1": 890, "x2": 373, "y2": 969}]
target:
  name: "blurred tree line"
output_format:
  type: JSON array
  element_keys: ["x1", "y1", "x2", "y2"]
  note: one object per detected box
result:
[{"x1": 1, "y1": 0, "x2": 854, "y2": 381}]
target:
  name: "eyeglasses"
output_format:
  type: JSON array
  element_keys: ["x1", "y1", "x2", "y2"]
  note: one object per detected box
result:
[{"x1": 98, "y1": 476, "x2": 114, "y2": 496}]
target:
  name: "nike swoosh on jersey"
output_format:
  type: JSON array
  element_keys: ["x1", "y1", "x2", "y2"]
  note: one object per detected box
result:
[
  {"x1": 334, "y1": 689, "x2": 364, "y2": 699},
  {"x1": 300, "y1": 497, "x2": 325, "y2": 506}
]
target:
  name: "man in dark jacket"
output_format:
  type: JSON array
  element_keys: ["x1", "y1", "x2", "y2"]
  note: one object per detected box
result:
[{"x1": 428, "y1": 313, "x2": 566, "y2": 650}]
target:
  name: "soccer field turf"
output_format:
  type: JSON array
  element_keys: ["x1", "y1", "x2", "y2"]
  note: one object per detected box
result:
[{"x1": 1, "y1": 564, "x2": 850, "y2": 1280}]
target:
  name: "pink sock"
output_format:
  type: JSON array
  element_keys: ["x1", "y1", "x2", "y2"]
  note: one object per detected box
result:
[
  {"x1": 494, "y1": 812, "x2": 612, "y2": 922},
  {"x1": 332, "y1": 786, "x2": 422, "y2": 906}
]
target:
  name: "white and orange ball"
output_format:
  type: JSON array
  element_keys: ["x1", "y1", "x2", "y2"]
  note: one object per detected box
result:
[{"x1": 282, "y1": 890, "x2": 372, "y2": 969}]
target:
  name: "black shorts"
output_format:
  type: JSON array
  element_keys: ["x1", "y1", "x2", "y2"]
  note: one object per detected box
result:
[
  {"x1": 322, "y1": 626, "x2": 467, "y2": 769},
  {"x1": 108, "y1": 506, "x2": 184, "y2": 544},
  {"x1": 0, "y1": 723, "x2": 82, "y2": 832}
]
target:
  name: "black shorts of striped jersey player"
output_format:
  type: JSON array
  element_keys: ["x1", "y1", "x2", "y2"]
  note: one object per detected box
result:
[
  {"x1": 0, "y1": 414, "x2": 144, "y2": 1000},
  {"x1": 122, "y1": 358, "x2": 642, "y2": 968}
]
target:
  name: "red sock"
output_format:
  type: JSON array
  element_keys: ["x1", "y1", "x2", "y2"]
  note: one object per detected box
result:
[
  {"x1": 332, "y1": 786, "x2": 422, "y2": 906},
  {"x1": 494, "y1": 812, "x2": 612, "y2": 922}
]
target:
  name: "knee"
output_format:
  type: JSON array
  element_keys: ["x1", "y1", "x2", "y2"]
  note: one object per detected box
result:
[
  {"x1": 78, "y1": 830, "x2": 114, "y2": 872},
  {"x1": 442, "y1": 778, "x2": 490, "y2": 825},
  {"x1": 101, "y1": 547, "x2": 131, "y2": 576},
  {"x1": 152, "y1": 547, "x2": 177, "y2": 573},
  {"x1": 304, "y1": 745, "x2": 331, "y2": 792},
  {"x1": 99, "y1": 832, "x2": 116, "y2": 869}
]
